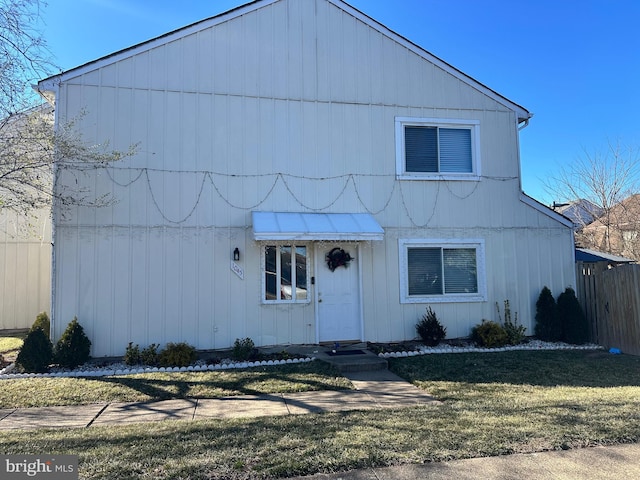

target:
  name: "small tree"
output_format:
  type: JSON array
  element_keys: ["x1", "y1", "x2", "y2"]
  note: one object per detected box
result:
[
  {"x1": 54, "y1": 317, "x2": 92, "y2": 369},
  {"x1": 534, "y1": 287, "x2": 561, "y2": 341},
  {"x1": 16, "y1": 327, "x2": 53, "y2": 373},
  {"x1": 557, "y1": 287, "x2": 589, "y2": 344}
]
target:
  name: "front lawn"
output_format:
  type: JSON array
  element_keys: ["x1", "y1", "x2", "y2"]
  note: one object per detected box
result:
[
  {"x1": 0, "y1": 331, "x2": 25, "y2": 369},
  {"x1": 0, "y1": 361, "x2": 352, "y2": 408},
  {"x1": 1, "y1": 350, "x2": 639, "y2": 479}
]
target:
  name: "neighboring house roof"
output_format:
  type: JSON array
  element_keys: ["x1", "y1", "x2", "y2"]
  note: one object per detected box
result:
[
  {"x1": 583, "y1": 194, "x2": 640, "y2": 231},
  {"x1": 575, "y1": 248, "x2": 635, "y2": 264},
  {"x1": 555, "y1": 199, "x2": 603, "y2": 228},
  {"x1": 37, "y1": 0, "x2": 532, "y2": 124}
]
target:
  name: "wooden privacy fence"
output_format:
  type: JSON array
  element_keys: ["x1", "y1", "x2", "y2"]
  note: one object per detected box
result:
[{"x1": 576, "y1": 262, "x2": 640, "y2": 355}]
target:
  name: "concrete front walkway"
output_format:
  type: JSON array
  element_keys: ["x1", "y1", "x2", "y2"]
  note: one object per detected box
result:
[{"x1": 0, "y1": 369, "x2": 439, "y2": 430}]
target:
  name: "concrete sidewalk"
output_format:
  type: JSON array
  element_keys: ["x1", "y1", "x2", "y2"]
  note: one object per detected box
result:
[{"x1": 0, "y1": 369, "x2": 439, "y2": 430}]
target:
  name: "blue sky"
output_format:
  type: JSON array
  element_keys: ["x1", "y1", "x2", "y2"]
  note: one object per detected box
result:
[{"x1": 39, "y1": 0, "x2": 640, "y2": 204}]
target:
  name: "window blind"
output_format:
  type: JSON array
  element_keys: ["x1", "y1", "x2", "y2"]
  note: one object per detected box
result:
[
  {"x1": 405, "y1": 126, "x2": 437, "y2": 172},
  {"x1": 439, "y1": 128, "x2": 472, "y2": 173},
  {"x1": 443, "y1": 248, "x2": 477, "y2": 293},
  {"x1": 407, "y1": 247, "x2": 442, "y2": 295}
]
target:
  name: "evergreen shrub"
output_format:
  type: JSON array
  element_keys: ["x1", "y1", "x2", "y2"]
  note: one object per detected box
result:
[
  {"x1": 29, "y1": 311, "x2": 50, "y2": 339},
  {"x1": 54, "y1": 317, "x2": 92, "y2": 369},
  {"x1": 416, "y1": 307, "x2": 447, "y2": 346},
  {"x1": 141, "y1": 343, "x2": 159, "y2": 366},
  {"x1": 471, "y1": 320, "x2": 509, "y2": 348},
  {"x1": 124, "y1": 342, "x2": 141, "y2": 366},
  {"x1": 557, "y1": 287, "x2": 589, "y2": 344},
  {"x1": 534, "y1": 286, "x2": 561, "y2": 341},
  {"x1": 16, "y1": 328, "x2": 53, "y2": 373},
  {"x1": 232, "y1": 337, "x2": 257, "y2": 361},
  {"x1": 158, "y1": 342, "x2": 197, "y2": 367}
]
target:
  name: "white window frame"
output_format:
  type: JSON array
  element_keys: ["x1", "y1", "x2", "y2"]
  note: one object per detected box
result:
[
  {"x1": 399, "y1": 238, "x2": 487, "y2": 304},
  {"x1": 261, "y1": 243, "x2": 311, "y2": 304},
  {"x1": 395, "y1": 117, "x2": 481, "y2": 180}
]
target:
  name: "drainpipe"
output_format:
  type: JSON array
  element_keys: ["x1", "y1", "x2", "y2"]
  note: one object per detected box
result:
[
  {"x1": 516, "y1": 116, "x2": 531, "y2": 194},
  {"x1": 34, "y1": 80, "x2": 59, "y2": 341}
]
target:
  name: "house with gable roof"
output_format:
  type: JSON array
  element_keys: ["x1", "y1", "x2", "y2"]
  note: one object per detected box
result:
[
  {"x1": 579, "y1": 194, "x2": 640, "y2": 262},
  {"x1": 37, "y1": 0, "x2": 575, "y2": 357}
]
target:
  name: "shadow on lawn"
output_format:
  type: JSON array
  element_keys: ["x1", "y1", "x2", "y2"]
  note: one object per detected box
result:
[
  {"x1": 388, "y1": 349, "x2": 640, "y2": 388},
  {"x1": 82, "y1": 362, "x2": 352, "y2": 402}
]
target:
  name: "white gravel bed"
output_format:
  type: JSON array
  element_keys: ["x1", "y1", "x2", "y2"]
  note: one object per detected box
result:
[
  {"x1": 377, "y1": 340, "x2": 603, "y2": 358},
  {"x1": 0, "y1": 356, "x2": 316, "y2": 379}
]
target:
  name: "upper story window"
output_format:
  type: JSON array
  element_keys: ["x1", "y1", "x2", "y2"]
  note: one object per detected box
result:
[
  {"x1": 395, "y1": 117, "x2": 480, "y2": 180},
  {"x1": 263, "y1": 244, "x2": 310, "y2": 303},
  {"x1": 399, "y1": 238, "x2": 486, "y2": 303}
]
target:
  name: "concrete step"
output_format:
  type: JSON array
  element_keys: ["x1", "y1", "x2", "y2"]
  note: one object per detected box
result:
[{"x1": 314, "y1": 347, "x2": 388, "y2": 373}]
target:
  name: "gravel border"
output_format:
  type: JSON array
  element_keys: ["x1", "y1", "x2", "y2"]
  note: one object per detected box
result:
[
  {"x1": 0, "y1": 357, "x2": 315, "y2": 379},
  {"x1": 377, "y1": 340, "x2": 603, "y2": 358},
  {"x1": 1, "y1": 340, "x2": 605, "y2": 379}
]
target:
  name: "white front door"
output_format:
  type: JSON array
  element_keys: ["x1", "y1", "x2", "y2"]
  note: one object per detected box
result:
[{"x1": 316, "y1": 243, "x2": 362, "y2": 343}]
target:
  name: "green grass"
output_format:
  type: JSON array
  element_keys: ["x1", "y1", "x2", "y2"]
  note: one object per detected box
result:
[
  {"x1": 1, "y1": 350, "x2": 640, "y2": 479},
  {"x1": 0, "y1": 362, "x2": 352, "y2": 408}
]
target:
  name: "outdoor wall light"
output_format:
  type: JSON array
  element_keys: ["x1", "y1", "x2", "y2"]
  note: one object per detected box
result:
[{"x1": 233, "y1": 247, "x2": 240, "y2": 261}]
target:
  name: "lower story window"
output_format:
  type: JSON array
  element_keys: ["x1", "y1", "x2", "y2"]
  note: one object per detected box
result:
[
  {"x1": 399, "y1": 239, "x2": 486, "y2": 303},
  {"x1": 264, "y1": 244, "x2": 309, "y2": 303}
]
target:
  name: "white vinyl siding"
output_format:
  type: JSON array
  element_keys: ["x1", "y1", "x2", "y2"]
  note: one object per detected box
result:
[
  {"x1": 263, "y1": 244, "x2": 310, "y2": 303},
  {"x1": 396, "y1": 117, "x2": 480, "y2": 179},
  {"x1": 42, "y1": 0, "x2": 576, "y2": 356},
  {"x1": 399, "y1": 239, "x2": 486, "y2": 303}
]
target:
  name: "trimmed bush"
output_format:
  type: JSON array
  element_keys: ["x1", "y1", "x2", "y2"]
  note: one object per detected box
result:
[
  {"x1": 232, "y1": 337, "x2": 257, "y2": 361},
  {"x1": 557, "y1": 287, "x2": 589, "y2": 344},
  {"x1": 54, "y1": 317, "x2": 92, "y2": 369},
  {"x1": 16, "y1": 328, "x2": 53, "y2": 373},
  {"x1": 29, "y1": 311, "x2": 50, "y2": 340},
  {"x1": 124, "y1": 342, "x2": 141, "y2": 366},
  {"x1": 471, "y1": 320, "x2": 509, "y2": 348},
  {"x1": 158, "y1": 342, "x2": 197, "y2": 367},
  {"x1": 535, "y1": 286, "x2": 561, "y2": 341},
  {"x1": 124, "y1": 343, "x2": 159, "y2": 366},
  {"x1": 141, "y1": 343, "x2": 159, "y2": 366},
  {"x1": 416, "y1": 307, "x2": 447, "y2": 346}
]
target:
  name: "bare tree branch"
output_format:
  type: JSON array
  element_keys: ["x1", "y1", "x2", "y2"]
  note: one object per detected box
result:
[
  {"x1": 0, "y1": 0, "x2": 136, "y2": 216},
  {"x1": 545, "y1": 140, "x2": 640, "y2": 259}
]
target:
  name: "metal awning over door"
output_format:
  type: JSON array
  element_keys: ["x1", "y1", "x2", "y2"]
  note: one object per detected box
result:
[{"x1": 251, "y1": 212, "x2": 384, "y2": 241}]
